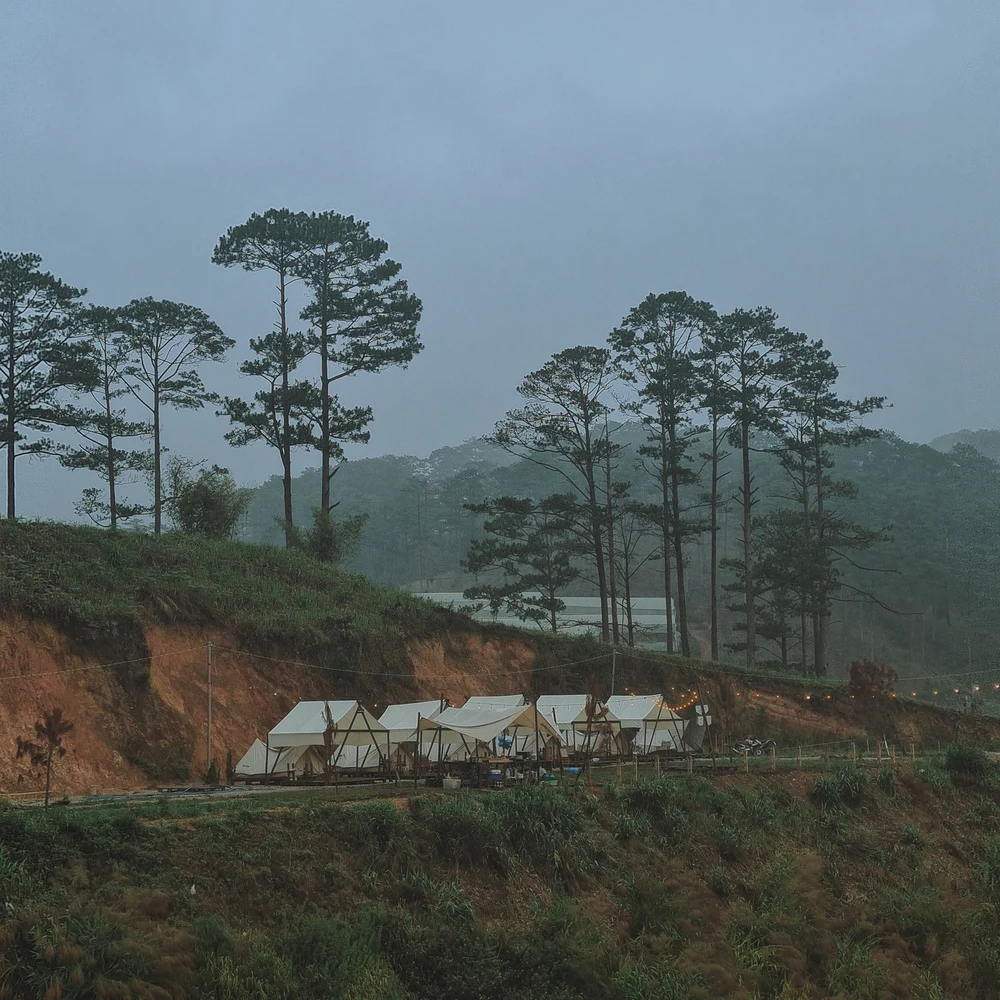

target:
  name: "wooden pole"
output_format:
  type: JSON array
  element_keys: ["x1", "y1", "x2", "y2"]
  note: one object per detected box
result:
[
  {"x1": 533, "y1": 703, "x2": 541, "y2": 782},
  {"x1": 655, "y1": 756, "x2": 661, "y2": 777},
  {"x1": 910, "y1": 742, "x2": 916, "y2": 762},
  {"x1": 851, "y1": 742, "x2": 857, "y2": 762},
  {"x1": 686, "y1": 754, "x2": 693, "y2": 775},
  {"x1": 770, "y1": 745, "x2": 776, "y2": 772},
  {"x1": 415, "y1": 713, "x2": 422, "y2": 788},
  {"x1": 206, "y1": 641, "x2": 213, "y2": 780},
  {"x1": 797, "y1": 746, "x2": 802, "y2": 770},
  {"x1": 633, "y1": 757, "x2": 638, "y2": 782}
]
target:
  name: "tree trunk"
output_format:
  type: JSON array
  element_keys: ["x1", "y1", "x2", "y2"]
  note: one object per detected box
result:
[
  {"x1": 153, "y1": 380, "x2": 161, "y2": 534},
  {"x1": 799, "y1": 447, "x2": 809, "y2": 674},
  {"x1": 604, "y1": 430, "x2": 620, "y2": 644},
  {"x1": 668, "y1": 420, "x2": 690, "y2": 656},
  {"x1": 623, "y1": 539, "x2": 635, "y2": 647},
  {"x1": 278, "y1": 268, "x2": 295, "y2": 548},
  {"x1": 320, "y1": 318, "x2": 331, "y2": 518},
  {"x1": 6, "y1": 307, "x2": 15, "y2": 520},
  {"x1": 583, "y1": 423, "x2": 609, "y2": 642},
  {"x1": 659, "y1": 424, "x2": 675, "y2": 653},
  {"x1": 549, "y1": 585, "x2": 558, "y2": 633},
  {"x1": 105, "y1": 370, "x2": 117, "y2": 530},
  {"x1": 709, "y1": 413, "x2": 720, "y2": 660},
  {"x1": 813, "y1": 415, "x2": 827, "y2": 676},
  {"x1": 741, "y1": 414, "x2": 755, "y2": 668}
]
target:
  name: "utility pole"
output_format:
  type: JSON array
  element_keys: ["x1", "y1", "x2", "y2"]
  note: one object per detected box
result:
[{"x1": 207, "y1": 641, "x2": 213, "y2": 777}]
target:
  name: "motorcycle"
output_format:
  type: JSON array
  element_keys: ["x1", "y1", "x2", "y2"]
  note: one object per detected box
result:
[{"x1": 732, "y1": 737, "x2": 775, "y2": 757}]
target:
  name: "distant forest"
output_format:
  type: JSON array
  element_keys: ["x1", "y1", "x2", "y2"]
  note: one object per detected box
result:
[{"x1": 244, "y1": 427, "x2": 1000, "y2": 685}]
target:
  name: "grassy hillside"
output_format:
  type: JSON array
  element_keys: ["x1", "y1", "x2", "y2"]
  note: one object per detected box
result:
[
  {"x1": 3, "y1": 756, "x2": 1000, "y2": 998},
  {"x1": 0, "y1": 520, "x2": 440, "y2": 649}
]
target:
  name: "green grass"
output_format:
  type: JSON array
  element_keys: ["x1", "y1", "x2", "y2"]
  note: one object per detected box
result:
[
  {"x1": 0, "y1": 520, "x2": 441, "y2": 649},
  {"x1": 0, "y1": 768, "x2": 993, "y2": 998}
]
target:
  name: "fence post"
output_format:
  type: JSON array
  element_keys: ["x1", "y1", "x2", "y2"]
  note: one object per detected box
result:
[
  {"x1": 797, "y1": 746, "x2": 802, "y2": 770},
  {"x1": 686, "y1": 754, "x2": 693, "y2": 775},
  {"x1": 633, "y1": 758, "x2": 639, "y2": 782},
  {"x1": 877, "y1": 742, "x2": 882, "y2": 764},
  {"x1": 770, "y1": 746, "x2": 776, "y2": 772},
  {"x1": 655, "y1": 756, "x2": 661, "y2": 777},
  {"x1": 851, "y1": 743, "x2": 857, "y2": 762},
  {"x1": 743, "y1": 750, "x2": 749, "y2": 774},
  {"x1": 910, "y1": 742, "x2": 916, "y2": 762},
  {"x1": 890, "y1": 745, "x2": 896, "y2": 766},
  {"x1": 616, "y1": 759, "x2": 621, "y2": 785}
]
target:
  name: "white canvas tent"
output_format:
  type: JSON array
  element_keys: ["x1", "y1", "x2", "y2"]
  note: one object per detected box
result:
[
  {"x1": 234, "y1": 739, "x2": 329, "y2": 780},
  {"x1": 338, "y1": 699, "x2": 446, "y2": 770},
  {"x1": 267, "y1": 700, "x2": 390, "y2": 772},
  {"x1": 418, "y1": 703, "x2": 561, "y2": 761},
  {"x1": 605, "y1": 695, "x2": 712, "y2": 753},
  {"x1": 235, "y1": 738, "x2": 270, "y2": 778},
  {"x1": 535, "y1": 694, "x2": 622, "y2": 753}
]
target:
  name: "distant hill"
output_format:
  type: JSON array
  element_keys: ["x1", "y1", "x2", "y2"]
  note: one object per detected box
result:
[{"x1": 930, "y1": 428, "x2": 1000, "y2": 461}]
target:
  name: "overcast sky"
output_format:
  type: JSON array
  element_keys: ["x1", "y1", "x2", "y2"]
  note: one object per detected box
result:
[{"x1": 1, "y1": 1, "x2": 998, "y2": 516}]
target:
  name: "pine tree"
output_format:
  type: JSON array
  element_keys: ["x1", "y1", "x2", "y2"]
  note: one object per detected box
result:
[
  {"x1": 116, "y1": 297, "x2": 233, "y2": 534},
  {"x1": 58, "y1": 305, "x2": 152, "y2": 528},
  {"x1": 0, "y1": 252, "x2": 93, "y2": 518},
  {"x1": 610, "y1": 291, "x2": 714, "y2": 655},
  {"x1": 463, "y1": 494, "x2": 583, "y2": 631},
  {"x1": 492, "y1": 347, "x2": 616, "y2": 641}
]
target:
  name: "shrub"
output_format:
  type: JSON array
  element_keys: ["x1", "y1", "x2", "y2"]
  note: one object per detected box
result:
[
  {"x1": 945, "y1": 743, "x2": 989, "y2": 784},
  {"x1": 877, "y1": 766, "x2": 897, "y2": 796},
  {"x1": 916, "y1": 764, "x2": 951, "y2": 793},
  {"x1": 810, "y1": 765, "x2": 869, "y2": 809},
  {"x1": 346, "y1": 800, "x2": 415, "y2": 866},
  {"x1": 613, "y1": 809, "x2": 652, "y2": 842}
]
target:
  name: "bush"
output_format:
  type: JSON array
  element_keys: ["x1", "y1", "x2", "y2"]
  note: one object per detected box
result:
[
  {"x1": 810, "y1": 765, "x2": 870, "y2": 809},
  {"x1": 877, "y1": 766, "x2": 897, "y2": 796},
  {"x1": 945, "y1": 743, "x2": 989, "y2": 784}
]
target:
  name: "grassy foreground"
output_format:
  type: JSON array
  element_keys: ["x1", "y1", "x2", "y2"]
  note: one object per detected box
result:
[{"x1": 2, "y1": 749, "x2": 1000, "y2": 998}]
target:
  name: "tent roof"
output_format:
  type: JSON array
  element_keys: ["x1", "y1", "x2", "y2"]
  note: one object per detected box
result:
[
  {"x1": 420, "y1": 704, "x2": 560, "y2": 746},
  {"x1": 269, "y1": 700, "x2": 387, "y2": 748},
  {"x1": 462, "y1": 694, "x2": 526, "y2": 709},
  {"x1": 378, "y1": 700, "x2": 443, "y2": 732},
  {"x1": 536, "y1": 694, "x2": 621, "y2": 728},
  {"x1": 605, "y1": 694, "x2": 682, "y2": 726}
]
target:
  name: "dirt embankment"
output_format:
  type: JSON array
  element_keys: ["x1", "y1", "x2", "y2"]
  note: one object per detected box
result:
[
  {"x1": 0, "y1": 617, "x2": 542, "y2": 796},
  {"x1": 2, "y1": 614, "x2": 998, "y2": 796}
]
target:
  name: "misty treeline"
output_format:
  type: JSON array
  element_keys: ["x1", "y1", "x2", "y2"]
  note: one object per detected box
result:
[
  {"x1": 250, "y1": 291, "x2": 890, "y2": 676},
  {"x1": 0, "y1": 210, "x2": 421, "y2": 546},
  {"x1": 462, "y1": 294, "x2": 886, "y2": 676}
]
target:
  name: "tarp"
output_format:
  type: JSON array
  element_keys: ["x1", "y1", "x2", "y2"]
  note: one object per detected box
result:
[
  {"x1": 419, "y1": 703, "x2": 561, "y2": 753},
  {"x1": 268, "y1": 700, "x2": 387, "y2": 749},
  {"x1": 462, "y1": 694, "x2": 527, "y2": 710}
]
